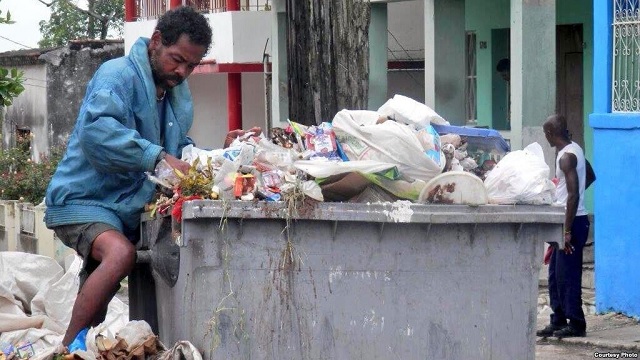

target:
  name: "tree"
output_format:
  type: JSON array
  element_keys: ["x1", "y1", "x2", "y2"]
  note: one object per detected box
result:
[
  {"x1": 38, "y1": 0, "x2": 124, "y2": 48},
  {"x1": 0, "y1": 0, "x2": 25, "y2": 106},
  {"x1": 286, "y1": 0, "x2": 371, "y2": 126}
]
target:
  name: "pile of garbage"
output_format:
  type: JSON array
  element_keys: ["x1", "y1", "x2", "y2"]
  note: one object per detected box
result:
[
  {"x1": 148, "y1": 94, "x2": 556, "y2": 221},
  {"x1": 0, "y1": 252, "x2": 203, "y2": 360}
]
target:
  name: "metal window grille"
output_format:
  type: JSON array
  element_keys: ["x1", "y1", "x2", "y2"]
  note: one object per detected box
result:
[
  {"x1": 613, "y1": 0, "x2": 640, "y2": 112},
  {"x1": 465, "y1": 31, "x2": 478, "y2": 124}
]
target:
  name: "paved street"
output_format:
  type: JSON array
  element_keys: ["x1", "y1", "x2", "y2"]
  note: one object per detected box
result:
[{"x1": 536, "y1": 342, "x2": 625, "y2": 360}]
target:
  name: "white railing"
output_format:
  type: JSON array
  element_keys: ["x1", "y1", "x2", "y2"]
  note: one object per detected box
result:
[
  {"x1": 136, "y1": 0, "x2": 270, "y2": 20},
  {"x1": 137, "y1": 0, "x2": 168, "y2": 20},
  {"x1": 188, "y1": 0, "x2": 271, "y2": 12},
  {"x1": 612, "y1": 0, "x2": 640, "y2": 112},
  {"x1": 0, "y1": 201, "x2": 74, "y2": 266}
]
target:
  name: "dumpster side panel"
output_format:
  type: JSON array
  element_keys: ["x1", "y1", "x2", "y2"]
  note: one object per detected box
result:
[{"x1": 154, "y1": 217, "x2": 552, "y2": 360}]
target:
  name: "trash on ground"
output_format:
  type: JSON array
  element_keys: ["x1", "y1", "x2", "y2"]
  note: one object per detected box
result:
[{"x1": 0, "y1": 253, "x2": 200, "y2": 360}]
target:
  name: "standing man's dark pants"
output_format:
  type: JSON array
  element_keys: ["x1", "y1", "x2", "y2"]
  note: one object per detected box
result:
[{"x1": 548, "y1": 215, "x2": 590, "y2": 332}]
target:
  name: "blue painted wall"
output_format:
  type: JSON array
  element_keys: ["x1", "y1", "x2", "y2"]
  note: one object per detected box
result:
[{"x1": 590, "y1": 0, "x2": 640, "y2": 317}]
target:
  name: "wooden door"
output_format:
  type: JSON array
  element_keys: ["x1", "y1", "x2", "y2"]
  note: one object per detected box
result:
[{"x1": 556, "y1": 24, "x2": 584, "y2": 148}]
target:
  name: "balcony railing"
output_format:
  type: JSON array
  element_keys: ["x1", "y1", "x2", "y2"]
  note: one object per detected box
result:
[{"x1": 135, "y1": 0, "x2": 271, "y2": 21}]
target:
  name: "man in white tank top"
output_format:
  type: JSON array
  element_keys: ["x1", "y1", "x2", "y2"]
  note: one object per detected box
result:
[{"x1": 537, "y1": 114, "x2": 596, "y2": 339}]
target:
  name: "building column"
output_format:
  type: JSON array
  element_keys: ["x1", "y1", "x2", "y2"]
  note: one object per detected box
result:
[
  {"x1": 227, "y1": 0, "x2": 240, "y2": 11},
  {"x1": 424, "y1": 0, "x2": 466, "y2": 125},
  {"x1": 125, "y1": 0, "x2": 136, "y2": 21},
  {"x1": 228, "y1": 73, "x2": 242, "y2": 131},
  {"x1": 510, "y1": 0, "x2": 556, "y2": 151},
  {"x1": 592, "y1": 0, "x2": 612, "y2": 114},
  {"x1": 270, "y1": 0, "x2": 288, "y2": 127},
  {"x1": 368, "y1": 3, "x2": 388, "y2": 110}
]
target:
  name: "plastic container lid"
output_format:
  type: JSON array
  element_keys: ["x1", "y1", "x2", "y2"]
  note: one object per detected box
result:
[{"x1": 431, "y1": 124, "x2": 510, "y2": 153}]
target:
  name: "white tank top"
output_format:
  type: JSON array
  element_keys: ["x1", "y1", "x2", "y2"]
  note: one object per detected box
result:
[{"x1": 554, "y1": 142, "x2": 587, "y2": 216}]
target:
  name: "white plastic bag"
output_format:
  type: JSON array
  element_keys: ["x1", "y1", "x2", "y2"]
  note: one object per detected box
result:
[
  {"x1": 484, "y1": 142, "x2": 556, "y2": 205},
  {"x1": 377, "y1": 94, "x2": 449, "y2": 127},
  {"x1": 331, "y1": 109, "x2": 442, "y2": 184},
  {"x1": 294, "y1": 158, "x2": 397, "y2": 179}
]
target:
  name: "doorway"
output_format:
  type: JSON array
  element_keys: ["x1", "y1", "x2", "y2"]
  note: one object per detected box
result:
[
  {"x1": 556, "y1": 24, "x2": 584, "y2": 147},
  {"x1": 491, "y1": 28, "x2": 510, "y2": 131}
]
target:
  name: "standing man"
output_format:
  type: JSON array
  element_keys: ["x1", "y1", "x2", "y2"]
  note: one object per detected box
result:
[
  {"x1": 537, "y1": 114, "x2": 596, "y2": 338},
  {"x1": 44, "y1": 7, "x2": 212, "y2": 347}
]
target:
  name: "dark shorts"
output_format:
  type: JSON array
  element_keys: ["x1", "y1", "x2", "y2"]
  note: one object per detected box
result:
[{"x1": 52, "y1": 222, "x2": 120, "y2": 290}]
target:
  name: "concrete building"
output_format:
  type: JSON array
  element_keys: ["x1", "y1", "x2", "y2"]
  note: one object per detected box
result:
[
  {"x1": 590, "y1": 0, "x2": 640, "y2": 318},
  {"x1": 0, "y1": 40, "x2": 124, "y2": 161}
]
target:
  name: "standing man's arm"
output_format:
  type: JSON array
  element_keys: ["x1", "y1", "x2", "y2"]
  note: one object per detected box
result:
[
  {"x1": 560, "y1": 152, "x2": 579, "y2": 254},
  {"x1": 585, "y1": 159, "x2": 596, "y2": 190}
]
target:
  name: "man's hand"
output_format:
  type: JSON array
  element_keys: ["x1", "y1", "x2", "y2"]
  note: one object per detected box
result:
[
  {"x1": 224, "y1": 127, "x2": 263, "y2": 148},
  {"x1": 163, "y1": 153, "x2": 191, "y2": 175},
  {"x1": 563, "y1": 232, "x2": 574, "y2": 255}
]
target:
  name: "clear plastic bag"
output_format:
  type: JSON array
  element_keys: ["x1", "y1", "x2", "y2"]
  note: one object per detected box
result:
[{"x1": 146, "y1": 159, "x2": 179, "y2": 190}]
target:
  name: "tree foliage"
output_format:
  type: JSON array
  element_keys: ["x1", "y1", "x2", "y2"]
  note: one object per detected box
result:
[
  {"x1": 38, "y1": 0, "x2": 124, "y2": 48},
  {"x1": 0, "y1": 68, "x2": 25, "y2": 107},
  {"x1": 0, "y1": 4, "x2": 12, "y2": 24},
  {"x1": 0, "y1": 0, "x2": 25, "y2": 106},
  {"x1": 0, "y1": 134, "x2": 66, "y2": 204}
]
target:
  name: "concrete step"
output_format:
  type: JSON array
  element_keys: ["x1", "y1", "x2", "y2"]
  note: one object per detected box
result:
[
  {"x1": 583, "y1": 263, "x2": 595, "y2": 290},
  {"x1": 583, "y1": 241, "x2": 594, "y2": 264}
]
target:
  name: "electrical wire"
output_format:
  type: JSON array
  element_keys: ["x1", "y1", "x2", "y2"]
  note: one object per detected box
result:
[{"x1": 0, "y1": 35, "x2": 34, "y2": 50}]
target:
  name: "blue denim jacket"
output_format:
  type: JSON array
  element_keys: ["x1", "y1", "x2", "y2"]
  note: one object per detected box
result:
[{"x1": 45, "y1": 37, "x2": 194, "y2": 231}]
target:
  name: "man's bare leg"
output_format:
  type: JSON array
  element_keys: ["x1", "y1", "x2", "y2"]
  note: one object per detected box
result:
[{"x1": 62, "y1": 230, "x2": 136, "y2": 346}]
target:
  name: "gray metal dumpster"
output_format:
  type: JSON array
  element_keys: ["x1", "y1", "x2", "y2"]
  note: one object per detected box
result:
[{"x1": 132, "y1": 200, "x2": 563, "y2": 360}]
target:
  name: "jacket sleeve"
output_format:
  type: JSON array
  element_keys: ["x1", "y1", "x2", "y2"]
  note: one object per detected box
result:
[
  {"x1": 177, "y1": 135, "x2": 195, "y2": 156},
  {"x1": 78, "y1": 88, "x2": 163, "y2": 173}
]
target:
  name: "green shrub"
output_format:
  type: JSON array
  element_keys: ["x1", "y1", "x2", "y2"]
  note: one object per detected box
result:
[{"x1": 0, "y1": 135, "x2": 65, "y2": 204}]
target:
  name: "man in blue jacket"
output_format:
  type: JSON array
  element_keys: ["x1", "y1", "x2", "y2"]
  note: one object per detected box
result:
[{"x1": 45, "y1": 6, "x2": 213, "y2": 347}]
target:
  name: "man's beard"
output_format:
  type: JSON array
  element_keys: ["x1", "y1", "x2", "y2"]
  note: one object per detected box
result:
[{"x1": 150, "y1": 52, "x2": 184, "y2": 90}]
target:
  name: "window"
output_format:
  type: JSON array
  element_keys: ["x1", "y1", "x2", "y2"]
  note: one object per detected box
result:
[
  {"x1": 465, "y1": 31, "x2": 477, "y2": 124},
  {"x1": 612, "y1": 0, "x2": 640, "y2": 112}
]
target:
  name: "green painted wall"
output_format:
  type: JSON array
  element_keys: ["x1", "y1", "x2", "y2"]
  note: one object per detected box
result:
[
  {"x1": 465, "y1": 0, "x2": 594, "y2": 210},
  {"x1": 557, "y1": 0, "x2": 594, "y2": 211},
  {"x1": 369, "y1": 3, "x2": 388, "y2": 110},
  {"x1": 465, "y1": 0, "x2": 510, "y2": 128}
]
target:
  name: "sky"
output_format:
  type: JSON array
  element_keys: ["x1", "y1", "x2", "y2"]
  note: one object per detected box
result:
[{"x1": 0, "y1": 0, "x2": 52, "y2": 52}]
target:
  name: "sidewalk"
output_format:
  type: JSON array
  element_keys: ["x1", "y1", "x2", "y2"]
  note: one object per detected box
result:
[{"x1": 537, "y1": 287, "x2": 640, "y2": 352}]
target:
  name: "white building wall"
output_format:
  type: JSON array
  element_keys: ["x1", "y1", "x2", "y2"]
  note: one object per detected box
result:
[
  {"x1": 188, "y1": 73, "x2": 227, "y2": 148},
  {"x1": 2, "y1": 65, "x2": 48, "y2": 162},
  {"x1": 124, "y1": 12, "x2": 271, "y2": 64},
  {"x1": 388, "y1": 70, "x2": 425, "y2": 103},
  {"x1": 388, "y1": 1, "x2": 425, "y2": 61},
  {"x1": 188, "y1": 72, "x2": 266, "y2": 149},
  {"x1": 241, "y1": 73, "x2": 268, "y2": 132}
]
